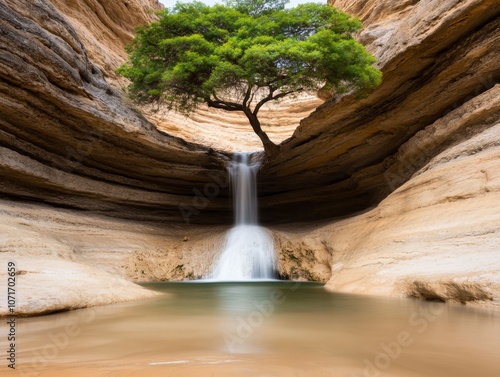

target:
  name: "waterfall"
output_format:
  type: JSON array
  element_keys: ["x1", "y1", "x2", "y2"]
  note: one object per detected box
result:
[{"x1": 210, "y1": 153, "x2": 276, "y2": 280}]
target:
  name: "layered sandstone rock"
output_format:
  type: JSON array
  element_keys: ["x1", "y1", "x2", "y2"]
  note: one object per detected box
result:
[
  {"x1": 272, "y1": 84, "x2": 500, "y2": 306},
  {"x1": 148, "y1": 95, "x2": 322, "y2": 152},
  {"x1": 259, "y1": 0, "x2": 500, "y2": 307},
  {"x1": 260, "y1": 0, "x2": 500, "y2": 223},
  {"x1": 270, "y1": 1, "x2": 500, "y2": 306},
  {"x1": 0, "y1": 199, "x2": 226, "y2": 316},
  {"x1": 0, "y1": 0, "x2": 227, "y2": 314},
  {"x1": 0, "y1": 0, "x2": 232, "y2": 226},
  {"x1": 322, "y1": 84, "x2": 500, "y2": 306},
  {"x1": 49, "y1": 0, "x2": 162, "y2": 87},
  {"x1": 5, "y1": 0, "x2": 497, "y2": 226}
]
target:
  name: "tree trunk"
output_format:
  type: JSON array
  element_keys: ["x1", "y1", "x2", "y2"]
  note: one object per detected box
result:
[{"x1": 244, "y1": 110, "x2": 279, "y2": 157}]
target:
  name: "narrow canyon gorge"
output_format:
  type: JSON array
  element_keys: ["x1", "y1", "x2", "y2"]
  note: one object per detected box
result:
[{"x1": 0, "y1": 0, "x2": 499, "y2": 316}]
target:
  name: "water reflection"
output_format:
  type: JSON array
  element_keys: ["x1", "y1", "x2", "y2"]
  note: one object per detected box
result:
[
  {"x1": 214, "y1": 282, "x2": 296, "y2": 354},
  {"x1": 3, "y1": 282, "x2": 500, "y2": 377}
]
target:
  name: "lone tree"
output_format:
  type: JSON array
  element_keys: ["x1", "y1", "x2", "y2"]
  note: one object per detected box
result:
[{"x1": 118, "y1": 0, "x2": 382, "y2": 156}]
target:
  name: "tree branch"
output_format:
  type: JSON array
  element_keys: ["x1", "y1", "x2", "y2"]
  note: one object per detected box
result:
[
  {"x1": 248, "y1": 92, "x2": 255, "y2": 107},
  {"x1": 252, "y1": 87, "x2": 274, "y2": 116},
  {"x1": 242, "y1": 85, "x2": 252, "y2": 108},
  {"x1": 264, "y1": 74, "x2": 288, "y2": 87},
  {"x1": 252, "y1": 88, "x2": 301, "y2": 116},
  {"x1": 207, "y1": 97, "x2": 243, "y2": 112},
  {"x1": 272, "y1": 89, "x2": 299, "y2": 101}
]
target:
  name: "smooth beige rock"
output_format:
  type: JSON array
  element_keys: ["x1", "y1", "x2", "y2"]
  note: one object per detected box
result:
[
  {"x1": 329, "y1": 0, "x2": 419, "y2": 26},
  {"x1": 0, "y1": 256, "x2": 160, "y2": 316},
  {"x1": 49, "y1": 0, "x2": 162, "y2": 87},
  {"x1": 286, "y1": 85, "x2": 500, "y2": 307},
  {"x1": 148, "y1": 95, "x2": 323, "y2": 152},
  {"x1": 0, "y1": 199, "x2": 228, "y2": 315}
]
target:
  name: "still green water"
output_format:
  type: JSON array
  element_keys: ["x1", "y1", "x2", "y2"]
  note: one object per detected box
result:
[{"x1": 9, "y1": 282, "x2": 500, "y2": 377}]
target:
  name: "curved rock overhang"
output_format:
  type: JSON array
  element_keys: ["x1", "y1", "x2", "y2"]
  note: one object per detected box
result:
[
  {"x1": 259, "y1": 0, "x2": 500, "y2": 223},
  {"x1": 0, "y1": 0, "x2": 499, "y2": 225}
]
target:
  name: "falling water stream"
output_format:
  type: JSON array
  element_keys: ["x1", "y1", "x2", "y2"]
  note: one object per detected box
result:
[{"x1": 210, "y1": 153, "x2": 276, "y2": 280}]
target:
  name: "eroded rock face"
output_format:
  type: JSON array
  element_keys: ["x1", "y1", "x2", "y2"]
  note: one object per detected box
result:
[
  {"x1": 4, "y1": 0, "x2": 497, "y2": 226},
  {"x1": 273, "y1": 85, "x2": 500, "y2": 306},
  {"x1": 0, "y1": 199, "x2": 225, "y2": 316},
  {"x1": 0, "y1": 257, "x2": 161, "y2": 316},
  {"x1": 1, "y1": 0, "x2": 234, "y2": 315},
  {"x1": 48, "y1": 0, "x2": 162, "y2": 88},
  {"x1": 0, "y1": 0, "x2": 232, "y2": 226},
  {"x1": 260, "y1": 0, "x2": 500, "y2": 223},
  {"x1": 148, "y1": 95, "x2": 323, "y2": 152},
  {"x1": 260, "y1": 0, "x2": 500, "y2": 306}
]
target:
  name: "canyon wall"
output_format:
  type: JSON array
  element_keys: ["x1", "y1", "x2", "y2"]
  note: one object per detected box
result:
[
  {"x1": 260, "y1": 0, "x2": 500, "y2": 222},
  {"x1": 0, "y1": 0, "x2": 228, "y2": 315},
  {"x1": 269, "y1": 0, "x2": 500, "y2": 306},
  {"x1": 4, "y1": 0, "x2": 497, "y2": 225},
  {"x1": 274, "y1": 83, "x2": 500, "y2": 306},
  {"x1": 0, "y1": 198, "x2": 226, "y2": 315},
  {"x1": 0, "y1": 0, "x2": 232, "y2": 226},
  {"x1": 49, "y1": 0, "x2": 163, "y2": 87}
]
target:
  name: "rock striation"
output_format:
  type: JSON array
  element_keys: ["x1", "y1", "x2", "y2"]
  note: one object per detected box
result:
[
  {"x1": 49, "y1": 0, "x2": 163, "y2": 88},
  {"x1": 0, "y1": 0, "x2": 233, "y2": 226},
  {"x1": 148, "y1": 95, "x2": 323, "y2": 153},
  {"x1": 0, "y1": 0, "x2": 226, "y2": 313},
  {"x1": 0, "y1": 198, "x2": 224, "y2": 316},
  {"x1": 260, "y1": 0, "x2": 500, "y2": 222},
  {"x1": 272, "y1": 84, "x2": 500, "y2": 306},
  {"x1": 4, "y1": 0, "x2": 497, "y2": 225},
  {"x1": 265, "y1": 0, "x2": 500, "y2": 306}
]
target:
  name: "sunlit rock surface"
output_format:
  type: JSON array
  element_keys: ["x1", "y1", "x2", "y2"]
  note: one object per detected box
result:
[
  {"x1": 0, "y1": 0, "x2": 231, "y2": 226},
  {"x1": 0, "y1": 0, "x2": 225, "y2": 313},
  {"x1": 266, "y1": 0, "x2": 500, "y2": 306},
  {"x1": 272, "y1": 85, "x2": 500, "y2": 306},
  {"x1": 148, "y1": 95, "x2": 322, "y2": 152},
  {"x1": 261, "y1": 0, "x2": 499, "y2": 221},
  {"x1": 49, "y1": 0, "x2": 163, "y2": 88},
  {"x1": 0, "y1": 199, "x2": 226, "y2": 316}
]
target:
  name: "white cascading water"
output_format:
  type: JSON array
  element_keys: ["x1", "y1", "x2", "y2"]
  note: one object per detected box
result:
[{"x1": 210, "y1": 153, "x2": 276, "y2": 280}]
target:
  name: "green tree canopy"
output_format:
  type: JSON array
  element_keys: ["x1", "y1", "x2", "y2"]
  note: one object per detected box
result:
[{"x1": 117, "y1": 0, "x2": 382, "y2": 155}]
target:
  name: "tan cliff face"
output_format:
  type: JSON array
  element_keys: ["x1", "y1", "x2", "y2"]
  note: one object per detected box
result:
[
  {"x1": 3, "y1": 0, "x2": 497, "y2": 225},
  {"x1": 274, "y1": 83, "x2": 500, "y2": 306},
  {"x1": 0, "y1": 0, "x2": 232, "y2": 225},
  {"x1": 260, "y1": 0, "x2": 499, "y2": 222},
  {"x1": 48, "y1": 0, "x2": 321, "y2": 152},
  {"x1": 0, "y1": 0, "x2": 499, "y2": 313},
  {"x1": 148, "y1": 95, "x2": 323, "y2": 152},
  {"x1": 49, "y1": 0, "x2": 163, "y2": 87},
  {"x1": 290, "y1": 1, "x2": 500, "y2": 306}
]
